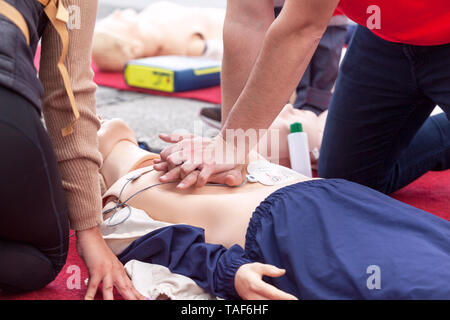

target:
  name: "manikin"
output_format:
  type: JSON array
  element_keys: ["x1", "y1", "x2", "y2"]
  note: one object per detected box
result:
[
  {"x1": 97, "y1": 118, "x2": 450, "y2": 300},
  {"x1": 93, "y1": 1, "x2": 225, "y2": 72},
  {"x1": 98, "y1": 117, "x2": 311, "y2": 248},
  {"x1": 99, "y1": 106, "x2": 327, "y2": 247}
]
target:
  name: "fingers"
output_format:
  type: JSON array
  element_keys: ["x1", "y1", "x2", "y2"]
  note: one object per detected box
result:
[
  {"x1": 159, "y1": 164, "x2": 202, "y2": 188},
  {"x1": 255, "y1": 264, "x2": 297, "y2": 300},
  {"x1": 156, "y1": 134, "x2": 241, "y2": 188},
  {"x1": 177, "y1": 170, "x2": 200, "y2": 190},
  {"x1": 153, "y1": 161, "x2": 168, "y2": 172},
  {"x1": 225, "y1": 174, "x2": 241, "y2": 186},
  {"x1": 159, "y1": 135, "x2": 213, "y2": 165},
  {"x1": 155, "y1": 151, "x2": 198, "y2": 174},
  {"x1": 159, "y1": 135, "x2": 202, "y2": 162},
  {"x1": 197, "y1": 165, "x2": 214, "y2": 187},
  {"x1": 115, "y1": 275, "x2": 146, "y2": 300},
  {"x1": 209, "y1": 169, "x2": 245, "y2": 187},
  {"x1": 159, "y1": 133, "x2": 195, "y2": 144},
  {"x1": 159, "y1": 166, "x2": 181, "y2": 183},
  {"x1": 158, "y1": 163, "x2": 244, "y2": 189},
  {"x1": 197, "y1": 162, "x2": 242, "y2": 187},
  {"x1": 180, "y1": 161, "x2": 200, "y2": 178},
  {"x1": 158, "y1": 164, "x2": 243, "y2": 188},
  {"x1": 160, "y1": 142, "x2": 184, "y2": 162},
  {"x1": 166, "y1": 151, "x2": 188, "y2": 169},
  {"x1": 85, "y1": 275, "x2": 101, "y2": 300},
  {"x1": 158, "y1": 162, "x2": 202, "y2": 188},
  {"x1": 259, "y1": 264, "x2": 286, "y2": 278},
  {"x1": 102, "y1": 276, "x2": 114, "y2": 300},
  {"x1": 159, "y1": 133, "x2": 181, "y2": 143}
]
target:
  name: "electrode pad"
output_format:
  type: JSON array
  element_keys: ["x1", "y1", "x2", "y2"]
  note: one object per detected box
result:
[{"x1": 247, "y1": 160, "x2": 305, "y2": 186}]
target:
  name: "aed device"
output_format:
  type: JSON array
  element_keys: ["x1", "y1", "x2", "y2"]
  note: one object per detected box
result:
[{"x1": 124, "y1": 56, "x2": 221, "y2": 92}]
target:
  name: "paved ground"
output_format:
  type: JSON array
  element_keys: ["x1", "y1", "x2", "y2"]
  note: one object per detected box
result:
[{"x1": 96, "y1": 0, "x2": 224, "y2": 150}]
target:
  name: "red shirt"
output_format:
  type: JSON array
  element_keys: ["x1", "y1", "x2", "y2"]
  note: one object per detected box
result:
[{"x1": 338, "y1": 0, "x2": 450, "y2": 45}]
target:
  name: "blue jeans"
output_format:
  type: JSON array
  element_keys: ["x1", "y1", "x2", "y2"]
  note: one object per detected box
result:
[
  {"x1": 293, "y1": 25, "x2": 348, "y2": 115},
  {"x1": 274, "y1": 7, "x2": 348, "y2": 115},
  {"x1": 318, "y1": 26, "x2": 450, "y2": 194}
]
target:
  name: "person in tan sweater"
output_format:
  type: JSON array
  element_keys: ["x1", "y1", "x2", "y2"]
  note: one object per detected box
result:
[{"x1": 0, "y1": 0, "x2": 143, "y2": 299}]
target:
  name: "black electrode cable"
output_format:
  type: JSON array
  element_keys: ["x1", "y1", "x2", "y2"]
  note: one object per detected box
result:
[{"x1": 102, "y1": 168, "x2": 249, "y2": 227}]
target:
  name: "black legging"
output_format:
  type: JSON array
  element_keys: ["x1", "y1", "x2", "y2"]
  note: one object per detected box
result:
[{"x1": 0, "y1": 86, "x2": 69, "y2": 293}]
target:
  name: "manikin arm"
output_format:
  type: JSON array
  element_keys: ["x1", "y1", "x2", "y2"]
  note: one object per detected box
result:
[
  {"x1": 118, "y1": 225, "x2": 250, "y2": 299},
  {"x1": 118, "y1": 224, "x2": 295, "y2": 300}
]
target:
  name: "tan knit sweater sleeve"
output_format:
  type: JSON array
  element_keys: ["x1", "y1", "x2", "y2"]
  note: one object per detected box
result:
[{"x1": 39, "y1": 0, "x2": 103, "y2": 231}]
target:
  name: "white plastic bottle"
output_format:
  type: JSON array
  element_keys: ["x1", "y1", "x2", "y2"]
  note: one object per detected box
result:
[{"x1": 288, "y1": 122, "x2": 312, "y2": 177}]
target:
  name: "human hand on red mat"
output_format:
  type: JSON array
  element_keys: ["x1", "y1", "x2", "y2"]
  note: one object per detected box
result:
[
  {"x1": 235, "y1": 263, "x2": 298, "y2": 300},
  {"x1": 154, "y1": 133, "x2": 246, "y2": 189},
  {"x1": 76, "y1": 226, "x2": 146, "y2": 300}
]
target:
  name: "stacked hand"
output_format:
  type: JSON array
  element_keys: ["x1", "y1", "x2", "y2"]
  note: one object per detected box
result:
[{"x1": 154, "y1": 133, "x2": 246, "y2": 188}]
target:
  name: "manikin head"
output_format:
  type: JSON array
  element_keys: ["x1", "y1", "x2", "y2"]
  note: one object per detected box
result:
[
  {"x1": 92, "y1": 2, "x2": 225, "y2": 72},
  {"x1": 92, "y1": 9, "x2": 161, "y2": 71},
  {"x1": 263, "y1": 104, "x2": 326, "y2": 168}
]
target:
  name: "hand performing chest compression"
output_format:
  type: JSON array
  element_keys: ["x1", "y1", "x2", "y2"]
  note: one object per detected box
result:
[{"x1": 153, "y1": 104, "x2": 327, "y2": 189}]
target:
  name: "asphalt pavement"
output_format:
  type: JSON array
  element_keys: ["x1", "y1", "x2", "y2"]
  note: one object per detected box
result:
[{"x1": 95, "y1": 0, "x2": 224, "y2": 150}]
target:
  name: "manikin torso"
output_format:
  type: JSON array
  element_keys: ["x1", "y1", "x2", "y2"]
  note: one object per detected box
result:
[
  {"x1": 103, "y1": 165, "x2": 311, "y2": 249},
  {"x1": 99, "y1": 118, "x2": 316, "y2": 248}
]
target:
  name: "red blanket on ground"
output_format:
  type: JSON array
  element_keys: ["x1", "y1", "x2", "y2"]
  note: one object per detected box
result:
[{"x1": 34, "y1": 47, "x2": 222, "y2": 104}]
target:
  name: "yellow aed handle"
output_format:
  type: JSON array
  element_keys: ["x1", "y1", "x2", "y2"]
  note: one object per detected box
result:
[{"x1": 125, "y1": 64, "x2": 175, "y2": 92}]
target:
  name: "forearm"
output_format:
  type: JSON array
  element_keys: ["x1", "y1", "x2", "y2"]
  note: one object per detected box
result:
[
  {"x1": 221, "y1": 14, "x2": 272, "y2": 124},
  {"x1": 223, "y1": 23, "x2": 322, "y2": 138},
  {"x1": 222, "y1": 0, "x2": 338, "y2": 151},
  {"x1": 39, "y1": 0, "x2": 103, "y2": 230}
]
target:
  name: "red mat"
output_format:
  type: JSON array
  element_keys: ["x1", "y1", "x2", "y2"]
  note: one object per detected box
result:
[
  {"x1": 391, "y1": 170, "x2": 450, "y2": 220},
  {"x1": 0, "y1": 170, "x2": 448, "y2": 300},
  {"x1": 92, "y1": 63, "x2": 222, "y2": 104},
  {"x1": 34, "y1": 46, "x2": 222, "y2": 104}
]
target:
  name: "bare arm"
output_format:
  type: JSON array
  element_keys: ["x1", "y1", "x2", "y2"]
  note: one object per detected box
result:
[
  {"x1": 222, "y1": 0, "x2": 339, "y2": 145},
  {"x1": 221, "y1": 0, "x2": 275, "y2": 125},
  {"x1": 155, "y1": 0, "x2": 339, "y2": 189}
]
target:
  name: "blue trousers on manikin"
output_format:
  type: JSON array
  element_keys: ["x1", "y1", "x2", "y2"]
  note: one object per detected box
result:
[{"x1": 118, "y1": 180, "x2": 450, "y2": 300}]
